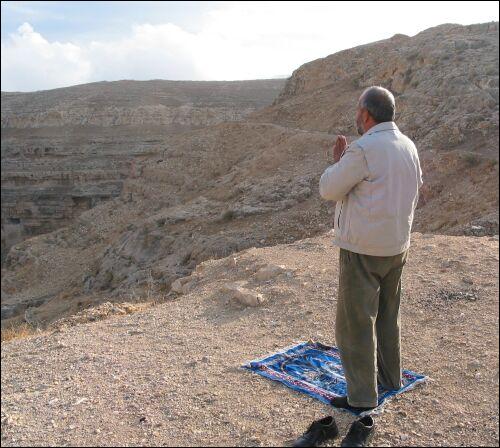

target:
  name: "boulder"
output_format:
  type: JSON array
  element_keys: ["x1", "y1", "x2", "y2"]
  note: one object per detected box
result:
[
  {"x1": 171, "y1": 275, "x2": 196, "y2": 295},
  {"x1": 222, "y1": 282, "x2": 266, "y2": 307},
  {"x1": 254, "y1": 264, "x2": 289, "y2": 281}
]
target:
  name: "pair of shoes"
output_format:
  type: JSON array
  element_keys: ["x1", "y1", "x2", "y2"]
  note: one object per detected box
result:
[
  {"x1": 330, "y1": 395, "x2": 376, "y2": 413},
  {"x1": 291, "y1": 416, "x2": 339, "y2": 447},
  {"x1": 291, "y1": 414, "x2": 375, "y2": 447},
  {"x1": 341, "y1": 415, "x2": 375, "y2": 447}
]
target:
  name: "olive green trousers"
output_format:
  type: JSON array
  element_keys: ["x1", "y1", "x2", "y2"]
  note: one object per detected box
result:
[{"x1": 335, "y1": 248, "x2": 408, "y2": 407}]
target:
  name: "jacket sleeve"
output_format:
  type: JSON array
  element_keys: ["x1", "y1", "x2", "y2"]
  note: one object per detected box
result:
[{"x1": 319, "y1": 142, "x2": 370, "y2": 202}]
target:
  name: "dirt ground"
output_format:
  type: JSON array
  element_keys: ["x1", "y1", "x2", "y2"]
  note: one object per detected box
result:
[{"x1": 1, "y1": 231, "x2": 499, "y2": 447}]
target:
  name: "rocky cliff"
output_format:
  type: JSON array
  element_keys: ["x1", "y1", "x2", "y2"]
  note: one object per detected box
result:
[
  {"x1": 1, "y1": 79, "x2": 286, "y2": 262},
  {"x1": 251, "y1": 22, "x2": 499, "y2": 235}
]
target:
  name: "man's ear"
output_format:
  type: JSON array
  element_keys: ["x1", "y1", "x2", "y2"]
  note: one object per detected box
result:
[{"x1": 362, "y1": 109, "x2": 370, "y2": 123}]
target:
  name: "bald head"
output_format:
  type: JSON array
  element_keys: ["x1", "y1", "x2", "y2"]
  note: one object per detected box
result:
[{"x1": 358, "y1": 86, "x2": 396, "y2": 123}]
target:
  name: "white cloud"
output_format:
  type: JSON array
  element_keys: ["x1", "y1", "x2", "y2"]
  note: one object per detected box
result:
[
  {"x1": 1, "y1": 22, "x2": 91, "y2": 91},
  {"x1": 1, "y1": 1, "x2": 499, "y2": 91},
  {"x1": 87, "y1": 23, "x2": 203, "y2": 82}
]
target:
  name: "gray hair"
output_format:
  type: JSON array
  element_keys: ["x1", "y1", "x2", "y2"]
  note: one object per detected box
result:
[{"x1": 358, "y1": 86, "x2": 396, "y2": 123}]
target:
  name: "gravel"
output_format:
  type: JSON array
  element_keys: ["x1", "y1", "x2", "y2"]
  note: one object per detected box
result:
[{"x1": 1, "y1": 232, "x2": 499, "y2": 447}]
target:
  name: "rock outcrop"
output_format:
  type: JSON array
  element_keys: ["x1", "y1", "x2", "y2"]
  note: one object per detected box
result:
[{"x1": 251, "y1": 22, "x2": 499, "y2": 236}]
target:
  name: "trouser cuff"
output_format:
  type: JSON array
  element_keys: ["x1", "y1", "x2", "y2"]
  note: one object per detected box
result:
[{"x1": 347, "y1": 398, "x2": 378, "y2": 408}]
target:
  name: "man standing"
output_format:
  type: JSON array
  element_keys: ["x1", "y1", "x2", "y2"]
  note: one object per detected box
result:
[{"x1": 319, "y1": 86, "x2": 423, "y2": 415}]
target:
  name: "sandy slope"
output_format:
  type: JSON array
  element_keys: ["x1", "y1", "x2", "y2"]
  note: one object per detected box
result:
[{"x1": 1, "y1": 231, "x2": 498, "y2": 447}]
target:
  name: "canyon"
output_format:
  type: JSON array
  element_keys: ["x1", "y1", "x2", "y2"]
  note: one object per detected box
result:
[
  {"x1": 1, "y1": 22, "x2": 498, "y2": 326},
  {"x1": 1, "y1": 79, "x2": 286, "y2": 263}
]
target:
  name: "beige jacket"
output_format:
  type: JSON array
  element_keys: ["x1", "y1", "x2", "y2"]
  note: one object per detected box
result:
[{"x1": 319, "y1": 122, "x2": 423, "y2": 256}]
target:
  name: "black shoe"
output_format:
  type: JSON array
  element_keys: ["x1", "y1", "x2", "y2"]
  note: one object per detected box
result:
[
  {"x1": 341, "y1": 416, "x2": 375, "y2": 447},
  {"x1": 330, "y1": 396, "x2": 376, "y2": 413},
  {"x1": 292, "y1": 415, "x2": 339, "y2": 447}
]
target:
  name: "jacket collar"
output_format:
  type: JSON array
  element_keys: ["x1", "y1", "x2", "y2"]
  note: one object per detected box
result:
[{"x1": 365, "y1": 121, "x2": 399, "y2": 135}]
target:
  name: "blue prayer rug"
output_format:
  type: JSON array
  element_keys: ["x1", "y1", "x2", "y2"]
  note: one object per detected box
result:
[{"x1": 242, "y1": 341, "x2": 428, "y2": 416}]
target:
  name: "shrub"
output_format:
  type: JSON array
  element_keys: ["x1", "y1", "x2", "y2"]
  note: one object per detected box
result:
[
  {"x1": 463, "y1": 152, "x2": 481, "y2": 167},
  {"x1": 1, "y1": 322, "x2": 37, "y2": 342},
  {"x1": 220, "y1": 209, "x2": 236, "y2": 222}
]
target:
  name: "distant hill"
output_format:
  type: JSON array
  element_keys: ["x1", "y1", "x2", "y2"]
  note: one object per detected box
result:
[{"x1": 1, "y1": 78, "x2": 286, "y2": 264}]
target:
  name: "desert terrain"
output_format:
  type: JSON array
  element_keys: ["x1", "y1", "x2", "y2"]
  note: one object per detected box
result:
[
  {"x1": 1, "y1": 232, "x2": 499, "y2": 446},
  {"x1": 1, "y1": 21, "x2": 499, "y2": 447}
]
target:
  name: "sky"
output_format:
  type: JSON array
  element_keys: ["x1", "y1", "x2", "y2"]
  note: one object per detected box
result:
[{"x1": 1, "y1": 1, "x2": 499, "y2": 92}]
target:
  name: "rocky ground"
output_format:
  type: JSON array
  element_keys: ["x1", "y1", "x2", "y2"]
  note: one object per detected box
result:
[{"x1": 2, "y1": 232, "x2": 498, "y2": 447}]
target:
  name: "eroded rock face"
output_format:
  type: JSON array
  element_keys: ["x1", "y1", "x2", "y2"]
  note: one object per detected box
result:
[
  {"x1": 1, "y1": 80, "x2": 286, "y2": 129},
  {"x1": 1, "y1": 79, "x2": 286, "y2": 262},
  {"x1": 262, "y1": 22, "x2": 499, "y2": 156},
  {"x1": 252, "y1": 21, "x2": 499, "y2": 238}
]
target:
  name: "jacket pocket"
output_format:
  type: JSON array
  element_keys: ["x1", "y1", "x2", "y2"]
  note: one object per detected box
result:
[
  {"x1": 336, "y1": 198, "x2": 350, "y2": 242},
  {"x1": 337, "y1": 199, "x2": 344, "y2": 230},
  {"x1": 345, "y1": 199, "x2": 352, "y2": 242}
]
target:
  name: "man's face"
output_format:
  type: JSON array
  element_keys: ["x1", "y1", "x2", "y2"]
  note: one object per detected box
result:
[{"x1": 356, "y1": 106, "x2": 365, "y2": 136}]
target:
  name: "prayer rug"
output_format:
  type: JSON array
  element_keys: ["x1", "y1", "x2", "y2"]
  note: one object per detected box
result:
[{"x1": 242, "y1": 341, "x2": 428, "y2": 416}]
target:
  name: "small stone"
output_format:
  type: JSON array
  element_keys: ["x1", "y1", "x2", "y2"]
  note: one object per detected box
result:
[
  {"x1": 468, "y1": 360, "x2": 482, "y2": 370},
  {"x1": 171, "y1": 276, "x2": 194, "y2": 295},
  {"x1": 1, "y1": 415, "x2": 13, "y2": 427}
]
